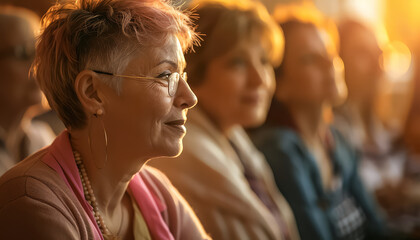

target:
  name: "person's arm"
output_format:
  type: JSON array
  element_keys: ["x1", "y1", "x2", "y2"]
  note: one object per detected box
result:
[{"x1": 258, "y1": 137, "x2": 333, "y2": 240}]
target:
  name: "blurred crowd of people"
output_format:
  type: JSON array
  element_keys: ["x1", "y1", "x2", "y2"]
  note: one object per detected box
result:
[{"x1": 1, "y1": 0, "x2": 420, "y2": 239}]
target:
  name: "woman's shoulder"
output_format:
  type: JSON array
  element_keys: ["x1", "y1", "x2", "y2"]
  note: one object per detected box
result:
[
  {"x1": 250, "y1": 126, "x2": 304, "y2": 157},
  {"x1": 137, "y1": 165, "x2": 194, "y2": 205},
  {"x1": 329, "y1": 127, "x2": 358, "y2": 161},
  {"x1": 250, "y1": 126, "x2": 301, "y2": 146},
  {"x1": 0, "y1": 148, "x2": 50, "y2": 186},
  {"x1": 0, "y1": 148, "x2": 72, "y2": 208},
  {"x1": 139, "y1": 165, "x2": 172, "y2": 189},
  {"x1": 138, "y1": 165, "x2": 197, "y2": 215},
  {"x1": 0, "y1": 148, "x2": 89, "y2": 239}
]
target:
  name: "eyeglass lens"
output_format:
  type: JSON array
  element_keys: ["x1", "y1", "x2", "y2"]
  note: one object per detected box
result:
[{"x1": 168, "y1": 72, "x2": 179, "y2": 97}]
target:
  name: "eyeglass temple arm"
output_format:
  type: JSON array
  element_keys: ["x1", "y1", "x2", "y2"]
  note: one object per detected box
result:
[{"x1": 92, "y1": 70, "x2": 114, "y2": 76}]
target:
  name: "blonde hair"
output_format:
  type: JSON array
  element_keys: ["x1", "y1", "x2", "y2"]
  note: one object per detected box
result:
[
  {"x1": 185, "y1": 0, "x2": 284, "y2": 87},
  {"x1": 33, "y1": 0, "x2": 198, "y2": 129}
]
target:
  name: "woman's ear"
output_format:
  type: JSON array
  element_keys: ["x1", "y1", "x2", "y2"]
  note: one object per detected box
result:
[{"x1": 74, "y1": 70, "x2": 104, "y2": 116}]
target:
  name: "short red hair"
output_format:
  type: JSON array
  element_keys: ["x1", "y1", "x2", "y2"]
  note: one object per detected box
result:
[{"x1": 33, "y1": 0, "x2": 198, "y2": 129}]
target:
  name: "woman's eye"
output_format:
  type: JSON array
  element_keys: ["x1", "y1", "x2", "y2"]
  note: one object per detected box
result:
[
  {"x1": 156, "y1": 72, "x2": 171, "y2": 79},
  {"x1": 153, "y1": 72, "x2": 171, "y2": 86},
  {"x1": 229, "y1": 57, "x2": 247, "y2": 67}
]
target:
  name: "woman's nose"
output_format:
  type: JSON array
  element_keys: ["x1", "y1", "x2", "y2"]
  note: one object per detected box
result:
[
  {"x1": 173, "y1": 78, "x2": 198, "y2": 109},
  {"x1": 323, "y1": 56, "x2": 333, "y2": 69},
  {"x1": 322, "y1": 57, "x2": 335, "y2": 76},
  {"x1": 248, "y1": 63, "x2": 265, "y2": 87},
  {"x1": 248, "y1": 62, "x2": 275, "y2": 91}
]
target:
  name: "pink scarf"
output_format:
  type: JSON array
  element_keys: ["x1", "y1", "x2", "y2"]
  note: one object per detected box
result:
[{"x1": 42, "y1": 131, "x2": 174, "y2": 240}]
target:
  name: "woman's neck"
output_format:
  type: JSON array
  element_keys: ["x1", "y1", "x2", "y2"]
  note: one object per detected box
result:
[
  {"x1": 289, "y1": 103, "x2": 328, "y2": 145},
  {"x1": 346, "y1": 98, "x2": 375, "y2": 125},
  {"x1": 69, "y1": 129, "x2": 143, "y2": 234},
  {"x1": 343, "y1": 100, "x2": 377, "y2": 141},
  {"x1": 290, "y1": 103, "x2": 336, "y2": 189}
]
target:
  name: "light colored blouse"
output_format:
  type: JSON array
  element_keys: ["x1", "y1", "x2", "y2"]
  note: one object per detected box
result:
[{"x1": 131, "y1": 193, "x2": 152, "y2": 240}]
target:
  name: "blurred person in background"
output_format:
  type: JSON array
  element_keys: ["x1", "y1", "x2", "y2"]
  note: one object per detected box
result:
[
  {"x1": 149, "y1": 0, "x2": 300, "y2": 239},
  {"x1": 250, "y1": 3, "x2": 387, "y2": 240},
  {"x1": 0, "y1": 5, "x2": 55, "y2": 176},
  {"x1": 381, "y1": 47, "x2": 420, "y2": 238},
  {"x1": 334, "y1": 19, "x2": 406, "y2": 193},
  {"x1": 0, "y1": 0, "x2": 66, "y2": 136},
  {"x1": 334, "y1": 19, "x2": 419, "y2": 238},
  {"x1": 0, "y1": 0, "x2": 52, "y2": 17}
]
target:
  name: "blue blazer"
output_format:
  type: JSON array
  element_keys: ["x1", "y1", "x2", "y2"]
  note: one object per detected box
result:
[{"x1": 251, "y1": 127, "x2": 386, "y2": 240}]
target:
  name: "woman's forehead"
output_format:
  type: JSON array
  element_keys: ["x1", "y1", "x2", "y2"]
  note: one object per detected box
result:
[
  {"x1": 286, "y1": 26, "x2": 325, "y2": 52},
  {"x1": 146, "y1": 36, "x2": 185, "y2": 68},
  {"x1": 126, "y1": 36, "x2": 185, "y2": 73},
  {"x1": 223, "y1": 34, "x2": 267, "y2": 57}
]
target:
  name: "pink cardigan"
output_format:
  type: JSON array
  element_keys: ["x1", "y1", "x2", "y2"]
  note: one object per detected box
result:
[{"x1": 0, "y1": 131, "x2": 209, "y2": 240}]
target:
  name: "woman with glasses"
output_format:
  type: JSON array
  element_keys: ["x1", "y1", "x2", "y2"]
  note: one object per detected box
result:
[
  {"x1": 0, "y1": 6, "x2": 55, "y2": 175},
  {"x1": 0, "y1": 0, "x2": 210, "y2": 239},
  {"x1": 149, "y1": 0, "x2": 300, "y2": 239}
]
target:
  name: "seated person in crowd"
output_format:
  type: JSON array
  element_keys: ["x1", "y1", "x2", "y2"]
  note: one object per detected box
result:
[
  {"x1": 333, "y1": 19, "x2": 406, "y2": 192},
  {"x1": 0, "y1": 0, "x2": 210, "y2": 239},
  {"x1": 150, "y1": 0, "x2": 300, "y2": 239},
  {"x1": 0, "y1": 5, "x2": 55, "y2": 175},
  {"x1": 250, "y1": 3, "x2": 387, "y2": 240},
  {"x1": 334, "y1": 19, "x2": 419, "y2": 238}
]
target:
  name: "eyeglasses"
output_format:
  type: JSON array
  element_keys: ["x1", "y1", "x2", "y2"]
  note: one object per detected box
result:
[{"x1": 92, "y1": 70, "x2": 187, "y2": 97}]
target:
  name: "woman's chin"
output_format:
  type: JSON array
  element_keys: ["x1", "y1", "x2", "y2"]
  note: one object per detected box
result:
[
  {"x1": 156, "y1": 143, "x2": 183, "y2": 159},
  {"x1": 240, "y1": 113, "x2": 267, "y2": 128},
  {"x1": 172, "y1": 144, "x2": 184, "y2": 157}
]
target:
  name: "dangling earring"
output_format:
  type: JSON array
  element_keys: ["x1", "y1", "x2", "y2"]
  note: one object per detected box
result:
[
  {"x1": 88, "y1": 109, "x2": 108, "y2": 169},
  {"x1": 95, "y1": 109, "x2": 103, "y2": 116}
]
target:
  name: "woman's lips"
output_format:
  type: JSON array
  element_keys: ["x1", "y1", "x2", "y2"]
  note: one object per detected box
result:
[
  {"x1": 241, "y1": 93, "x2": 264, "y2": 105},
  {"x1": 165, "y1": 119, "x2": 186, "y2": 133}
]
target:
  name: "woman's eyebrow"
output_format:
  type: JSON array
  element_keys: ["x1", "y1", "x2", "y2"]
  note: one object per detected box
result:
[{"x1": 156, "y1": 60, "x2": 178, "y2": 69}]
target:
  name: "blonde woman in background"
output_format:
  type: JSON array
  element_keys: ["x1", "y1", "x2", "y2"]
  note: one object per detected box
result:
[{"x1": 150, "y1": 0, "x2": 300, "y2": 239}]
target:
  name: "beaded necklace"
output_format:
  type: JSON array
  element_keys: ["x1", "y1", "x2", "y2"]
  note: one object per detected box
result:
[{"x1": 73, "y1": 151, "x2": 111, "y2": 236}]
